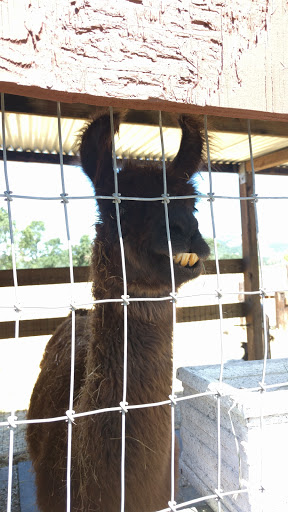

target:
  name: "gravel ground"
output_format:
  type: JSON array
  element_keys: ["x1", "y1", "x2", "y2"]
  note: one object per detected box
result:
[{"x1": 0, "y1": 465, "x2": 20, "y2": 512}]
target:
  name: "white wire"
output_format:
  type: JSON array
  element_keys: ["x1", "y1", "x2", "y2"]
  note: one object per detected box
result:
[
  {"x1": 2, "y1": 191, "x2": 288, "y2": 201},
  {"x1": 247, "y1": 120, "x2": 269, "y2": 505},
  {"x1": 1, "y1": 92, "x2": 20, "y2": 512},
  {"x1": 56, "y1": 102, "x2": 76, "y2": 512},
  {"x1": 159, "y1": 111, "x2": 177, "y2": 508},
  {"x1": 109, "y1": 107, "x2": 129, "y2": 512},
  {"x1": 205, "y1": 115, "x2": 225, "y2": 510}
]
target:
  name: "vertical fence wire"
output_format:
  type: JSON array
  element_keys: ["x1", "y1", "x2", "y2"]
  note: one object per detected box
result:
[
  {"x1": 1, "y1": 103, "x2": 285, "y2": 512},
  {"x1": 204, "y1": 115, "x2": 225, "y2": 510},
  {"x1": 159, "y1": 111, "x2": 177, "y2": 509},
  {"x1": 247, "y1": 120, "x2": 268, "y2": 505},
  {"x1": 1, "y1": 92, "x2": 19, "y2": 512},
  {"x1": 56, "y1": 102, "x2": 76, "y2": 512},
  {"x1": 109, "y1": 107, "x2": 129, "y2": 512}
]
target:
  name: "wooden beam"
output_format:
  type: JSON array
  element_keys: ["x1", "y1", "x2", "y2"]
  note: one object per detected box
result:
[
  {"x1": 0, "y1": 260, "x2": 243, "y2": 288},
  {"x1": 2, "y1": 149, "x2": 287, "y2": 175},
  {"x1": 3, "y1": 94, "x2": 288, "y2": 137},
  {"x1": 1, "y1": 1, "x2": 288, "y2": 120},
  {"x1": 0, "y1": 150, "x2": 240, "y2": 173},
  {"x1": 176, "y1": 302, "x2": 247, "y2": 323},
  {"x1": 239, "y1": 163, "x2": 264, "y2": 360},
  {"x1": 0, "y1": 150, "x2": 80, "y2": 166},
  {"x1": 0, "y1": 267, "x2": 90, "y2": 287},
  {"x1": 0, "y1": 317, "x2": 64, "y2": 339},
  {"x1": 204, "y1": 259, "x2": 244, "y2": 275},
  {"x1": 0, "y1": 303, "x2": 247, "y2": 339},
  {"x1": 246, "y1": 147, "x2": 288, "y2": 172}
]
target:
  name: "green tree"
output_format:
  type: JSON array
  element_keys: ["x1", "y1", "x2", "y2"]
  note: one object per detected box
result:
[
  {"x1": 0, "y1": 207, "x2": 16, "y2": 269},
  {"x1": 0, "y1": 210, "x2": 92, "y2": 269},
  {"x1": 72, "y1": 235, "x2": 91, "y2": 267},
  {"x1": 206, "y1": 237, "x2": 242, "y2": 259},
  {"x1": 18, "y1": 221, "x2": 45, "y2": 267},
  {"x1": 38, "y1": 238, "x2": 69, "y2": 268}
]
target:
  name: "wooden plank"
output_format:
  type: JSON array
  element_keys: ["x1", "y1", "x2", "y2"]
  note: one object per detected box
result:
[
  {"x1": 1, "y1": 1, "x2": 288, "y2": 120},
  {"x1": 0, "y1": 150, "x2": 80, "y2": 166},
  {"x1": 0, "y1": 317, "x2": 64, "y2": 339},
  {"x1": 0, "y1": 150, "x2": 239, "y2": 173},
  {"x1": 204, "y1": 259, "x2": 244, "y2": 274},
  {"x1": 2, "y1": 148, "x2": 288, "y2": 175},
  {"x1": 4, "y1": 94, "x2": 288, "y2": 137},
  {"x1": 0, "y1": 260, "x2": 243, "y2": 288},
  {"x1": 239, "y1": 164, "x2": 264, "y2": 360},
  {"x1": 0, "y1": 303, "x2": 246, "y2": 339},
  {"x1": 275, "y1": 292, "x2": 288, "y2": 329},
  {"x1": 176, "y1": 302, "x2": 247, "y2": 323},
  {"x1": 246, "y1": 147, "x2": 288, "y2": 172},
  {"x1": 0, "y1": 267, "x2": 90, "y2": 287}
]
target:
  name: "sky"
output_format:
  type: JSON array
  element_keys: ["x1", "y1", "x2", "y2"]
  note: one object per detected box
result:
[{"x1": 0, "y1": 160, "x2": 288, "y2": 258}]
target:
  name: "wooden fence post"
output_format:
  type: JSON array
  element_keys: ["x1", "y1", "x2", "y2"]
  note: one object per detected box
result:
[
  {"x1": 239, "y1": 163, "x2": 265, "y2": 360},
  {"x1": 275, "y1": 292, "x2": 288, "y2": 330}
]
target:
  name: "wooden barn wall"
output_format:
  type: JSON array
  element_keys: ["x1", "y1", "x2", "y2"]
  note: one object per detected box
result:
[{"x1": 0, "y1": 0, "x2": 288, "y2": 120}]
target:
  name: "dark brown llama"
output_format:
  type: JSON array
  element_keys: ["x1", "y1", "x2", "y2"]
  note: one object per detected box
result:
[{"x1": 27, "y1": 111, "x2": 210, "y2": 512}]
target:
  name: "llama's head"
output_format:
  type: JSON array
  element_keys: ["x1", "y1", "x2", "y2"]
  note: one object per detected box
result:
[{"x1": 80, "y1": 111, "x2": 210, "y2": 296}]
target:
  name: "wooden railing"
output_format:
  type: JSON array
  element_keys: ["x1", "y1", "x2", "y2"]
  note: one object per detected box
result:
[{"x1": 0, "y1": 259, "x2": 245, "y2": 339}]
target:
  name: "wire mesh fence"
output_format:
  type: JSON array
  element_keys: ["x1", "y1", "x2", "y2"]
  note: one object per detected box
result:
[{"x1": 0, "y1": 93, "x2": 288, "y2": 512}]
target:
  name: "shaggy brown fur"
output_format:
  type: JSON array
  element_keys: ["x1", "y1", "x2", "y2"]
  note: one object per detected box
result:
[{"x1": 27, "y1": 111, "x2": 210, "y2": 511}]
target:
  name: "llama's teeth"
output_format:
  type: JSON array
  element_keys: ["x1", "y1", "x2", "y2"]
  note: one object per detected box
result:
[
  {"x1": 173, "y1": 253, "x2": 183, "y2": 264},
  {"x1": 180, "y1": 253, "x2": 190, "y2": 266},
  {"x1": 189, "y1": 253, "x2": 199, "y2": 266}
]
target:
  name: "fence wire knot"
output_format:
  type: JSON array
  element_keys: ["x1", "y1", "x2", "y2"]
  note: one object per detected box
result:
[
  {"x1": 112, "y1": 192, "x2": 122, "y2": 204},
  {"x1": 168, "y1": 500, "x2": 177, "y2": 512},
  {"x1": 119, "y1": 401, "x2": 128, "y2": 414},
  {"x1": 252, "y1": 193, "x2": 258, "y2": 203},
  {"x1": 60, "y1": 193, "x2": 69, "y2": 204},
  {"x1": 207, "y1": 192, "x2": 215, "y2": 202},
  {"x1": 70, "y1": 302, "x2": 77, "y2": 312},
  {"x1": 215, "y1": 488, "x2": 223, "y2": 501},
  {"x1": 169, "y1": 292, "x2": 177, "y2": 303},
  {"x1": 258, "y1": 381, "x2": 266, "y2": 393},
  {"x1": 14, "y1": 302, "x2": 22, "y2": 314},
  {"x1": 215, "y1": 386, "x2": 224, "y2": 399},
  {"x1": 169, "y1": 394, "x2": 177, "y2": 407},
  {"x1": 215, "y1": 288, "x2": 223, "y2": 300},
  {"x1": 66, "y1": 410, "x2": 76, "y2": 424},
  {"x1": 121, "y1": 295, "x2": 130, "y2": 306},
  {"x1": 161, "y1": 193, "x2": 170, "y2": 204},
  {"x1": 7, "y1": 414, "x2": 18, "y2": 429},
  {"x1": 259, "y1": 288, "x2": 266, "y2": 298},
  {"x1": 4, "y1": 190, "x2": 13, "y2": 202}
]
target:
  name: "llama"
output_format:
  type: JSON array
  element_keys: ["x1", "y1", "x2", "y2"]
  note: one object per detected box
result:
[{"x1": 27, "y1": 110, "x2": 210, "y2": 512}]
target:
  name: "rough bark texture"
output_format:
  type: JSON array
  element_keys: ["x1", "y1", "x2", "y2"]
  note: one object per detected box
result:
[{"x1": 0, "y1": 0, "x2": 288, "y2": 119}]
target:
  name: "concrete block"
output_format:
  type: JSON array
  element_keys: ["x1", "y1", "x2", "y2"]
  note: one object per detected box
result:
[{"x1": 177, "y1": 359, "x2": 288, "y2": 512}]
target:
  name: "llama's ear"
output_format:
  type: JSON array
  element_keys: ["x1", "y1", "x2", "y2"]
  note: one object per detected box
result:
[
  {"x1": 79, "y1": 110, "x2": 125, "y2": 193},
  {"x1": 169, "y1": 115, "x2": 204, "y2": 178}
]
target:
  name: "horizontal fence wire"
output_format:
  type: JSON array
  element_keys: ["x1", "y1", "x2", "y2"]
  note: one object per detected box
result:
[
  {"x1": 1, "y1": 192, "x2": 288, "y2": 201},
  {"x1": 2, "y1": 378, "x2": 288, "y2": 427},
  {"x1": 0, "y1": 97, "x2": 287, "y2": 512}
]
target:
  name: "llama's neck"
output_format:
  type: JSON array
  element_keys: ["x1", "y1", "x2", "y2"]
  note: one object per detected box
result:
[
  {"x1": 81, "y1": 239, "x2": 175, "y2": 409},
  {"x1": 82, "y1": 297, "x2": 173, "y2": 410}
]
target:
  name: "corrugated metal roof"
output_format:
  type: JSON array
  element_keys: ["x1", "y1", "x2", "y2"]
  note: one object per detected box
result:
[{"x1": 1, "y1": 113, "x2": 288, "y2": 166}]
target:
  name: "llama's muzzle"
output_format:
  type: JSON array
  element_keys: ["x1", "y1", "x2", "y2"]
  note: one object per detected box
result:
[{"x1": 173, "y1": 252, "x2": 199, "y2": 267}]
